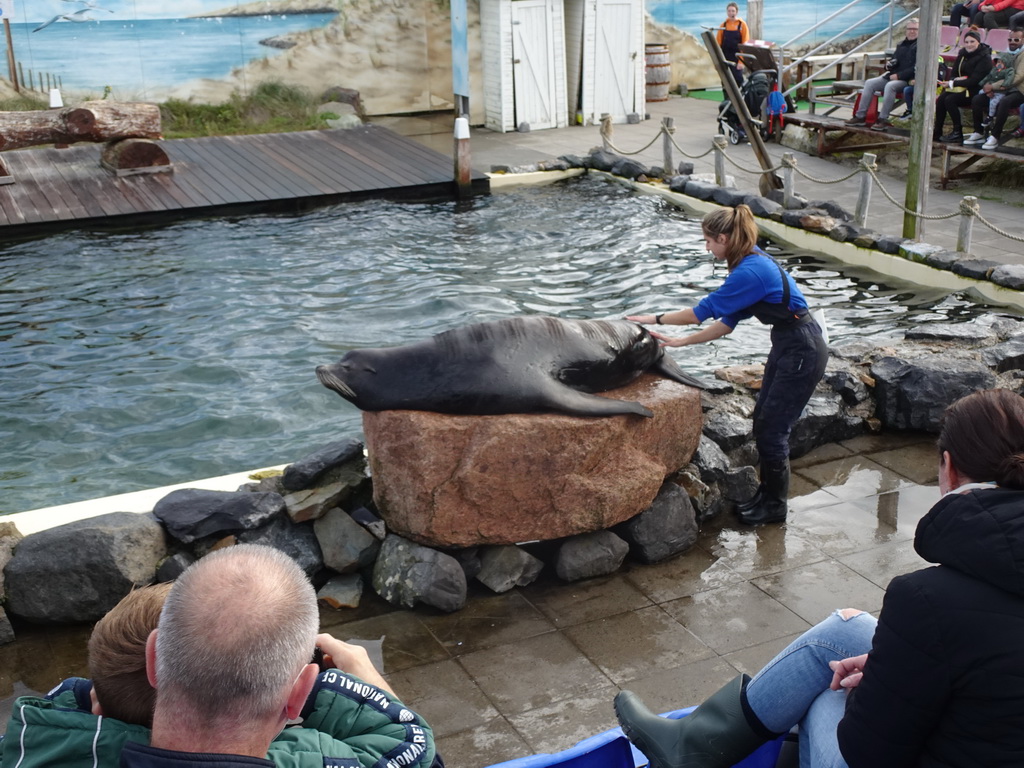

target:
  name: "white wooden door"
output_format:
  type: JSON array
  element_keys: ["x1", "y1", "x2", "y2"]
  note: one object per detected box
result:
[
  {"x1": 511, "y1": 0, "x2": 557, "y2": 130},
  {"x1": 593, "y1": 0, "x2": 636, "y2": 120}
]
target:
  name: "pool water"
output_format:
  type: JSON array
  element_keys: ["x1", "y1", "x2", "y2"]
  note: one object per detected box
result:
[{"x1": 0, "y1": 176, "x2": 999, "y2": 514}]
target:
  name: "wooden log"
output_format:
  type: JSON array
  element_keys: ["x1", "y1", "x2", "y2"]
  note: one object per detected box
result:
[
  {"x1": 100, "y1": 138, "x2": 172, "y2": 176},
  {"x1": 0, "y1": 101, "x2": 162, "y2": 152}
]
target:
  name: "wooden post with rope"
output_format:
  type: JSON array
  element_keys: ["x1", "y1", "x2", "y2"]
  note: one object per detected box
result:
[{"x1": 701, "y1": 30, "x2": 782, "y2": 195}]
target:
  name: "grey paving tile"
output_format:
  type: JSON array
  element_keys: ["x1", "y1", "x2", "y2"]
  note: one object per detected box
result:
[
  {"x1": 419, "y1": 589, "x2": 556, "y2": 657},
  {"x1": 319, "y1": 610, "x2": 450, "y2": 674},
  {"x1": 789, "y1": 487, "x2": 848, "y2": 514},
  {"x1": 696, "y1": 519, "x2": 829, "y2": 580},
  {"x1": 786, "y1": 497, "x2": 916, "y2": 556},
  {"x1": 752, "y1": 560, "x2": 887, "y2": 625},
  {"x1": 520, "y1": 572, "x2": 653, "y2": 628},
  {"x1": 385, "y1": 658, "x2": 498, "y2": 738},
  {"x1": 563, "y1": 605, "x2": 714, "y2": 686},
  {"x1": 790, "y1": 472, "x2": 820, "y2": 497},
  {"x1": 838, "y1": 538, "x2": 929, "y2": 590},
  {"x1": 864, "y1": 442, "x2": 940, "y2": 485},
  {"x1": 433, "y1": 715, "x2": 532, "y2": 768},
  {"x1": 459, "y1": 631, "x2": 612, "y2": 715},
  {"x1": 792, "y1": 455, "x2": 914, "y2": 500},
  {"x1": 660, "y1": 582, "x2": 812, "y2": 655},
  {"x1": 791, "y1": 442, "x2": 855, "y2": 469},
  {"x1": 722, "y1": 631, "x2": 806, "y2": 678},
  {"x1": 505, "y1": 684, "x2": 622, "y2": 755},
  {"x1": 620, "y1": 545, "x2": 744, "y2": 604},
  {"x1": 839, "y1": 432, "x2": 935, "y2": 454},
  {"x1": 618, "y1": 656, "x2": 744, "y2": 715},
  {"x1": 844, "y1": 483, "x2": 939, "y2": 544}
]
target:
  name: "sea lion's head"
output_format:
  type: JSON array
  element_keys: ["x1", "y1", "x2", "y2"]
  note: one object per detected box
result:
[
  {"x1": 316, "y1": 348, "x2": 411, "y2": 411},
  {"x1": 316, "y1": 350, "x2": 371, "y2": 407}
]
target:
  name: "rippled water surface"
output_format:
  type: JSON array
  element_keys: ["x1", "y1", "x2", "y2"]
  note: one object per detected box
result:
[{"x1": 0, "y1": 177, "x2": 1002, "y2": 514}]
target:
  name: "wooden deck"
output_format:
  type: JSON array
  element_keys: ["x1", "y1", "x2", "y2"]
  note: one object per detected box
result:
[{"x1": 0, "y1": 125, "x2": 489, "y2": 236}]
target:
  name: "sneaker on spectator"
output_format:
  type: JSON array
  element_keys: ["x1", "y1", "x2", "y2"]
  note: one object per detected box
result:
[
  {"x1": 845, "y1": 116, "x2": 868, "y2": 126},
  {"x1": 981, "y1": 116, "x2": 992, "y2": 129},
  {"x1": 982, "y1": 135, "x2": 999, "y2": 150},
  {"x1": 870, "y1": 119, "x2": 892, "y2": 131},
  {"x1": 963, "y1": 132, "x2": 985, "y2": 145},
  {"x1": 1012, "y1": 126, "x2": 1024, "y2": 139},
  {"x1": 892, "y1": 112, "x2": 912, "y2": 122}
]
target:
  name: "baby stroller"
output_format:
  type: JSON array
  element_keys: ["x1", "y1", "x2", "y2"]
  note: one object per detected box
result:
[{"x1": 717, "y1": 69, "x2": 793, "y2": 144}]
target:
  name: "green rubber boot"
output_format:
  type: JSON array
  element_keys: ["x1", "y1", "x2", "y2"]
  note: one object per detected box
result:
[{"x1": 614, "y1": 675, "x2": 772, "y2": 768}]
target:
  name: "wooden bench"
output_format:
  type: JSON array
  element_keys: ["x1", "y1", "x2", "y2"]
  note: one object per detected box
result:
[
  {"x1": 781, "y1": 112, "x2": 1024, "y2": 188},
  {"x1": 783, "y1": 112, "x2": 908, "y2": 155},
  {"x1": 937, "y1": 140, "x2": 1024, "y2": 188}
]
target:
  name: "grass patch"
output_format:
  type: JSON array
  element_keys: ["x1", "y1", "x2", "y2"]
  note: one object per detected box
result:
[
  {"x1": 159, "y1": 82, "x2": 330, "y2": 139},
  {"x1": 0, "y1": 94, "x2": 49, "y2": 111}
]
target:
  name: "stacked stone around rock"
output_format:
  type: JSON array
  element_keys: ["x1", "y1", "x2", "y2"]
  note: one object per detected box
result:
[{"x1": 5, "y1": 512, "x2": 167, "y2": 624}]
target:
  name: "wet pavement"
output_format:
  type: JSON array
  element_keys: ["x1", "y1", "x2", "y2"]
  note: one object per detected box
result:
[{"x1": 0, "y1": 430, "x2": 939, "y2": 767}]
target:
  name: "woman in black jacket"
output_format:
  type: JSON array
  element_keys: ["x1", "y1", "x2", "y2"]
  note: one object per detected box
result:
[
  {"x1": 614, "y1": 388, "x2": 1024, "y2": 768},
  {"x1": 935, "y1": 30, "x2": 994, "y2": 142}
]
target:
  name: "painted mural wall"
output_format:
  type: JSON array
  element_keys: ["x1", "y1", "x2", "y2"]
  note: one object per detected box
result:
[{"x1": 0, "y1": 0, "x2": 892, "y2": 117}]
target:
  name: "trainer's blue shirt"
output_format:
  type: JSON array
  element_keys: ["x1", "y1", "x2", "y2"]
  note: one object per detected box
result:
[{"x1": 693, "y1": 250, "x2": 809, "y2": 328}]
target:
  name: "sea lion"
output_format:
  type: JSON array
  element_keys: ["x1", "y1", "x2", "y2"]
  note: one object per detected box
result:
[{"x1": 315, "y1": 316, "x2": 705, "y2": 418}]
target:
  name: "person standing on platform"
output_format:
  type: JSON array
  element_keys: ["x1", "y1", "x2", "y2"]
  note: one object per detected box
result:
[
  {"x1": 626, "y1": 205, "x2": 827, "y2": 527},
  {"x1": 717, "y1": 2, "x2": 750, "y2": 88}
]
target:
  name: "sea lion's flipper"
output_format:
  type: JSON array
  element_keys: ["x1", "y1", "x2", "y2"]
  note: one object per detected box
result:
[
  {"x1": 543, "y1": 386, "x2": 653, "y2": 418},
  {"x1": 654, "y1": 353, "x2": 708, "y2": 390}
]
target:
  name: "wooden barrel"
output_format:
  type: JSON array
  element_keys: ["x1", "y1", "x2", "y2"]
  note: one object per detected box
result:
[{"x1": 645, "y1": 43, "x2": 671, "y2": 102}]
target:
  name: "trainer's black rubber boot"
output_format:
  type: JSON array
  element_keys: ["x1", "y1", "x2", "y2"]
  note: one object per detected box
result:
[
  {"x1": 734, "y1": 482, "x2": 764, "y2": 512},
  {"x1": 738, "y1": 459, "x2": 789, "y2": 526},
  {"x1": 614, "y1": 675, "x2": 773, "y2": 768}
]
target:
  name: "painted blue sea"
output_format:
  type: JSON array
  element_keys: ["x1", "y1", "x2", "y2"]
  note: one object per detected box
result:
[
  {"x1": 649, "y1": 0, "x2": 898, "y2": 47},
  {"x1": 0, "y1": 15, "x2": 337, "y2": 98},
  {"x1": 0, "y1": 2, "x2": 902, "y2": 101}
]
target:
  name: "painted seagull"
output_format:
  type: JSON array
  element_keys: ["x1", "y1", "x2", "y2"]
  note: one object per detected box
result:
[{"x1": 34, "y1": 2, "x2": 112, "y2": 32}]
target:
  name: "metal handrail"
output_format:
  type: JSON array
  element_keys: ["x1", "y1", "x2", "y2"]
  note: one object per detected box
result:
[
  {"x1": 783, "y1": 8, "x2": 917, "y2": 75},
  {"x1": 781, "y1": 8, "x2": 920, "y2": 99},
  {"x1": 779, "y1": 0, "x2": 877, "y2": 49}
]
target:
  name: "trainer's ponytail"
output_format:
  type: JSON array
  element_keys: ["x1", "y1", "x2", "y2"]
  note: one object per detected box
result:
[{"x1": 701, "y1": 204, "x2": 758, "y2": 270}]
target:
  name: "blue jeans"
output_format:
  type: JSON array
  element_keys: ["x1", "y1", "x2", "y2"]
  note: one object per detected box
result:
[
  {"x1": 744, "y1": 610, "x2": 878, "y2": 768},
  {"x1": 949, "y1": 1, "x2": 981, "y2": 26}
]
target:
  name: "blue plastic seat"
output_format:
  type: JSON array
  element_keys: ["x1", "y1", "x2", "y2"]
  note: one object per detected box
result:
[{"x1": 485, "y1": 707, "x2": 787, "y2": 768}]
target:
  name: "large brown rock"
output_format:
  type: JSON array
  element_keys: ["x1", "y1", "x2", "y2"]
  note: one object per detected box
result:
[{"x1": 363, "y1": 375, "x2": 702, "y2": 548}]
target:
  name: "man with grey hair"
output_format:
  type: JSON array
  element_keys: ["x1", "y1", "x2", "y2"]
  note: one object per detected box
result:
[{"x1": 116, "y1": 544, "x2": 434, "y2": 768}]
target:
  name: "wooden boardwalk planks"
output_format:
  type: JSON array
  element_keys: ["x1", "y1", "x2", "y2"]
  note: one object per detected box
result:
[{"x1": 0, "y1": 125, "x2": 488, "y2": 236}]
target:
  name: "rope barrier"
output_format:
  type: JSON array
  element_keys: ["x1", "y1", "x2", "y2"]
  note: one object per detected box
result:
[
  {"x1": 600, "y1": 133, "x2": 662, "y2": 156},
  {"x1": 720, "y1": 150, "x2": 786, "y2": 176},
  {"x1": 864, "y1": 167, "x2": 961, "y2": 221},
  {"x1": 666, "y1": 131, "x2": 717, "y2": 160},
  {"x1": 974, "y1": 209, "x2": 1024, "y2": 244},
  {"x1": 599, "y1": 119, "x2": 662, "y2": 156},
  {"x1": 784, "y1": 162, "x2": 862, "y2": 185},
  {"x1": 599, "y1": 120, "x2": 1023, "y2": 248}
]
